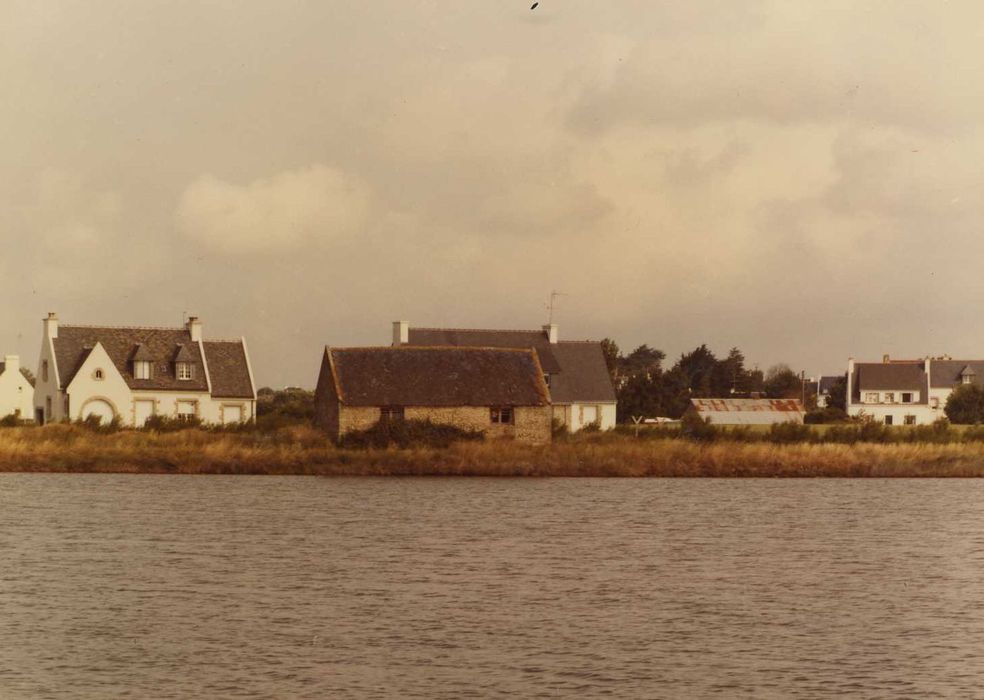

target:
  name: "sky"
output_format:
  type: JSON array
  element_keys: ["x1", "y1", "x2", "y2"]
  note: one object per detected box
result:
[{"x1": 3, "y1": 1, "x2": 984, "y2": 387}]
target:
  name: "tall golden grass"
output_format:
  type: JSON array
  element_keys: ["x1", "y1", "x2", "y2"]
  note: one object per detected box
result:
[{"x1": 1, "y1": 424, "x2": 984, "y2": 476}]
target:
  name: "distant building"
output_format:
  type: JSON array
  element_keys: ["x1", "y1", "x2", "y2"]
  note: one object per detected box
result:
[
  {"x1": 313, "y1": 346, "x2": 552, "y2": 444},
  {"x1": 847, "y1": 354, "x2": 984, "y2": 425},
  {"x1": 393, "y1": 321, "x2": 617, "y2": 431},
  {"x1": 690, "y1": 398, "x2": 806, "y2": 425},
  {"x1": 0, "y1": 355, "x2": 35, "y2": 420},
  {"x1": 816, "y1": 375, "x2": 842, "y2": 408},
  {"x1": 34, "y1": 313, "x2": 256, "y2": 426}
]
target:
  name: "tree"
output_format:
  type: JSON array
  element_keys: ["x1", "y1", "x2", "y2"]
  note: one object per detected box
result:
[
  {"x1": 764, "y1": 364, "x2": 803, "y2": 399},
  {"x1": 620, "y1": 344, "x2": 665, "y2": 377},
  {"x1": 826, "y1": 375, "x2": 847, "y2": 412},
  {"x1": 600, "y1": 338, "x2": 620, "y2": 383},
  {"x1": 945, "y1": 384, "x2": 984, "y2": 424}
]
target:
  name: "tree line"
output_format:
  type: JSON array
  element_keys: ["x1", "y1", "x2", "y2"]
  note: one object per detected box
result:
[{"x1": 601, "y1": 339, "x2": 846, "y2": 423}]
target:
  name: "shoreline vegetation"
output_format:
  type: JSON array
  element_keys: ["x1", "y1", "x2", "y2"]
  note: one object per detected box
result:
[{"x1": 5, "y1": 421, "x2": 984, "y2": 476}]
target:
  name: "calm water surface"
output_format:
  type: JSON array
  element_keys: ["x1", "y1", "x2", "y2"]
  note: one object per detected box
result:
[{"x1": 2, "y1": 476, "x2": 984, "y2": 698}]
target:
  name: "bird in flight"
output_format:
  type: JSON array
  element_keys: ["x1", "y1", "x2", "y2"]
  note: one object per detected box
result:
[{"x1": 531, "y1": 2, "x2": 538, "y2": 8}]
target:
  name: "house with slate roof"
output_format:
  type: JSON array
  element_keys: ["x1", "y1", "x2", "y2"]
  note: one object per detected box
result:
[
  {"x1": 393, "y1": 321, "x2": 617, "y2": 431},
  {"x1": 846, "y1": 354, "x2": 984, "y2": 425},
  {"x1": 33, "y1": 313, "x2": 256, "y2": 426},
  {"x1": 314, "y1": 346, "x2": 552, "y2": 443},
  {"x1": 0, "y1": 355, "x2": 35, "y2": 420}
]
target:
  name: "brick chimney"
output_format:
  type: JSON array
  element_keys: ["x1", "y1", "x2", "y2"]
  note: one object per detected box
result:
[
  {"x1": 43, "y1": 312, "x2": 58, "y2": 339},
  {"x1": 392, "y1": 321, "x2": 409, "y2": 346},
  {"x1": 542, "y1": 323, "x2": 558, "y2": 344},
  {"x1": 186, "y1": 315, "x2": 203, "y2": 342}
]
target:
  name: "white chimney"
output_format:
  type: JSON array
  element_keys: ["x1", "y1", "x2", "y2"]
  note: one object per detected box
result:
[
  {"x1": 43, "y1": 312, "x2": 58, "y2": 339},
  {"x1": 186, "y1": 315, "x2": 203, "y2": 342},
  {"x1": 542, "y1": 323, "x2": 558, "y2": 344},
  {"x1": 3, "y1": 355, "x2": 18, "y2": 372},
  {"x1": 392, "y1": 321, "x2": 409, "y2": 346}
]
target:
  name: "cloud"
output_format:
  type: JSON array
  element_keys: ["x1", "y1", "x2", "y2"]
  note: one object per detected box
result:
[{"x1": 175, "y1": 165, "x2": 370, "y2": 253}]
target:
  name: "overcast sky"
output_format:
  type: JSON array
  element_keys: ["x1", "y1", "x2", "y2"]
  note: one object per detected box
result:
[{"x1": 3, "y1": 1, "x2": 983, "y2": 387}]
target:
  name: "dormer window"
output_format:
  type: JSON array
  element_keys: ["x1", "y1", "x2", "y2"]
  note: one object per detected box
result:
[
  {"x1": 176, "y1": 362, "x2": 194, "y2": 381},
  {"x1": 134, "y1": 361, "x2": 152, "y2": 380},
  {"x1": 963, "y1": 375, "x2": 974, "y2": 385}
]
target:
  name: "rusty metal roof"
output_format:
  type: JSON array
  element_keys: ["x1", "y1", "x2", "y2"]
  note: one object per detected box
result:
[{"x1": 690, "y1": 398, "x2": 805, "y2": 425}]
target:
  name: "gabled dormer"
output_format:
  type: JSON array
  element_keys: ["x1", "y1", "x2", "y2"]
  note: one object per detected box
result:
[
  {"x1": 960, "y1": 365, "x2": 977, "y2": 385},
  {"x1": 173, "y1": 344, "x2": 198, "y2": 381},
  {"x1": 132, "y1": 343, "x2": 154, "y2": 380}
]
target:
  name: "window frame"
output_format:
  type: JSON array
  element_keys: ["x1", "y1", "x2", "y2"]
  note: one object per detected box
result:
[
  {"x1": 380, "y1": 406, "x2": 405, "y2": 421},
  {"x1": 864, "y1": 392, "x2": 879, "y2": 404},
  {"x1": 134, "y1": 360, "x2": 152, "y2": 380},
  {"x1": 176, "y1": 362, "x2": 194, "y2": 381},
  {"x1": 884, "y1": 415, "x2": 894, "y2": 426},
  {"x1": 901, "y1": 392, "x2": 913, "y2": 404},
  {"x1": 904, "y1": 415, "x2": 917, "y2": 426},
  {"x1": 490, "y1": 406, "x2": 514, "y2": 424}
]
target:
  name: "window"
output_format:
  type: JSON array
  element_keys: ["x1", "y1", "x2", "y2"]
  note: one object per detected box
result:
[
  {"x1": 491, "y1": 407, "x2": 514, "y2": 424},
  {"x1": 93, "y1": 369, "x2": 104, "y2": 381},
  {"x1": 42, "y1": 360, "x2": 48, "y2": 382},
  {"x1": 864, "y1": 392, "x2": 879, "y2": 403},
  {"x1": 904, "y1": 415, "x2": 917, "y2": 425},
  {"x1": 884, "y1": 392, "x2": 895, "y2": 403},
  {"x1": 380, "y1": 406, "x2": 404, "y2": 421},
  {"x1": 931, "y1": 398, "x2": 940, "y2": 409},
  {"x1": 901, "y1": 393, "x2": 913, "y2": 403},
  {"x1": 176, "y1": 362, "x2": 194, "y2": 380},
  {"x1": 964, "y1": 375, "x2": 974, "y2": 385},
  {"x1": 884, "y1": 415, "x2": 894, "y2": 426},
  {"x1": 176, "y1": 400, "x2": 197, "y2": 419},
  {"x1": 544, "y1": 374, "x2": 551, "y2": 387},
  {"x1": 134, "y1": 361, "x2": 152, "y2": 380},
  {"x1": 45, "y1": 396, "x2": 52, "y2": 420}
]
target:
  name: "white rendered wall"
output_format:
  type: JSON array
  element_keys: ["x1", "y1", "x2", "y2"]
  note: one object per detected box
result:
[
  {"x1": 66, "y1": 343, "x2": 132, "y2": 424},
  {"x1": 0, "y1": 365, "x2": 35, "y2": 419}
]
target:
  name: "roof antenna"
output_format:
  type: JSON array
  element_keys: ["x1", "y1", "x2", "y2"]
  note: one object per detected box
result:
[{"x1": 545, "y1": 290, "x2": 568, "y2": 325}]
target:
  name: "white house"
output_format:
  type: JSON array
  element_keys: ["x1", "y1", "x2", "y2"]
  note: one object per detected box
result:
[
  {"x1": 34, "y1": 313, "x2": 257, "y2": 426},
  {"x1": 0, "y1": 355, "x2": 35, "y2": 420},
  {"x1": 393, "y1": 321, "x2": 618, "y2": 431},
  {"x1": 846, "y1": 354, "x2": 984, "y2": 425}
]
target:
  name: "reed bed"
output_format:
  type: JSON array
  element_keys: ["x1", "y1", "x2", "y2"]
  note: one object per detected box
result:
[{"x1": 1, "y1": 424, "x2": 984, "y2": 476}]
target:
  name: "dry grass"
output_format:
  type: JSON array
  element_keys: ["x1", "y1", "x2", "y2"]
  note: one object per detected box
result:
[{"x1": 1, "y1": 424, "x2": 984, "y2": 476}]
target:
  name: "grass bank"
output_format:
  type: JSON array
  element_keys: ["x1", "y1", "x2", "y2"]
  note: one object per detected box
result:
[{"x1": 2, "y1": 424, "x2": 984, "y2": 476}]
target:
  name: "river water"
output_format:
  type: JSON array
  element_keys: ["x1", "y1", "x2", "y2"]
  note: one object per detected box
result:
[{"x1": 2, "y1": 476, "x2": 983, "y2": 698}]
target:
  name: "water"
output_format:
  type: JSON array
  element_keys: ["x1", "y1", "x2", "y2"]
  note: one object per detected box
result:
[{"x1": 2, "y1": 476, "x2": 983, "y2": 698}]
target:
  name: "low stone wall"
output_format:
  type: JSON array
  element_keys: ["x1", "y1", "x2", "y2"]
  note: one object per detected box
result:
[{"x1": 336, "y1": 405, "x2": 552, "y2": 444}]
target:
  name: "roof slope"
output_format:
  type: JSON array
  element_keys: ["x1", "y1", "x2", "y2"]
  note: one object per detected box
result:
[
  {"x1": 853, "y1": 363, "x2": 926, "y2": 392},
  {"x1": 407, "y1": 328, "x2": 561, "y2": 373},
  {"x1": 691, "y1": 398, "x2": 805, "y2": 425},
  {"x1": 328, "y1": 346, "x2": 550, "y2": 407},
  {"x1": 204, "y1": 341, "x2": 255, "y2": 398},
  {"x1": 930, "y1": 360, "x2": 984, "y2": 388},
  {"x1": 548, "y1": 342, "x2": 616, "y2": 403}
]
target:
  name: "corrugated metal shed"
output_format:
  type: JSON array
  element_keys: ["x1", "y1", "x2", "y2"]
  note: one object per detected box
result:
[{"x1": 690, "y1": 398, "x2": 806, "y2": 425}]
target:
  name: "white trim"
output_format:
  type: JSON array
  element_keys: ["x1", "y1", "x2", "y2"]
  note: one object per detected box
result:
[
  {"x1": 240, "y1": 336, "x2": 258, "y2": 400},
  {"x1": 197, "y1": 339, "x2": 213, "y2": 394}
]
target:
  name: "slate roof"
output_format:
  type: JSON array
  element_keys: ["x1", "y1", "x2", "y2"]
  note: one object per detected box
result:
[
  {"x1": 204, "y1": 341, "x2": 255, "y2": 398},
  {"x1": 851, "y1": 362, "x2": 927, "y2": 402},
  {"x1": 327, "y1": 346, "x2": 550, "y2": 407},
  {"x1": 818, "y1": 375, "x2": 841, "y2": 394},
  {"x1": 929, "y1": 360, "x2": 984, "y2": 388},
  {"x1": 405, "y1": 327, "x2": 616, "y2": 404},
  {"x1": 548, "y1": 342, "x2": 617, "y2": 403},
  {"x1": 407, "y1": 328, "x2": 562, "y2": 373},
  {"x1": 53, "y1": 325, "x2": 253, "y2": 397}
]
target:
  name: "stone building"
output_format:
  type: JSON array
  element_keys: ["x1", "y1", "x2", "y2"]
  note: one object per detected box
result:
[
  {"x1": 314, "y1": 346, "x2": 552, "y2": 443},
  {"x1": 392, "y1": 321, "x2": 617, "y2": 431},
  {"x1": 34, "y1": 313, "x2": 257, "y2": 426}
]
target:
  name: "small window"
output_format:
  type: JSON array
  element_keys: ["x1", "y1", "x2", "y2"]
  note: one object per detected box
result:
[
  {"x1": 543, "y1": 374, "x2": 551, "y2": 387},
  {"x1": 134, "y1": 361, "x2": 152, "y2": 380},
  {"x1": 904, "y1": 415, "x2": 917, "y2": 425},
  {"x1": 901, "y1": 393, "x2": 913, "y2": 403},
  {"x1": 931, "y1": 398, "x2": 940, "y2": 409},
  {"x1": 884, "y1": 392, "x2": 895, "y2": 403},
  {"x1": 380, "y1": 406, "x2": 404, "y2": 421},
  {"x1": 42, "y1": 360, "x2": 49, "y2": 382},
  {"x1": 963, "y1": 375, "x2": 973, "y2": 385},
  {"x1": 864, "y1": 392, "x2": 879, "y2": 403},
  {"x1": 176, "y1": 362, "x2": 194, "y2": 380},
  {"x1": 93, "y1": 369, "x2": 104, "y2": 381},
  {"x1": 491, "y1": 407, "x2": 514, "y2": 424},
  {"x1": 884, "y1": 415, "x2": 894, "y2": 426}
]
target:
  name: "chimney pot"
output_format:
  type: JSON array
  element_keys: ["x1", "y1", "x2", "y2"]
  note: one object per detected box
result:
[
  {"x1": 392, "y1": 321, "x2": 409, "y2": 346},
  {"x1": 43, "y1": 312, "x2": 59, "y2": 339}
]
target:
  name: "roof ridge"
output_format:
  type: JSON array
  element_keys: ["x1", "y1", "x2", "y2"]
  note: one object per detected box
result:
[
  {"x1": 411, "y1": 326, "x2": 547, "y2": 334},
  {"x1": 62, "y1": 323, "x2": 187, "y2": 332},
  {"x1": 332, "y1": 345, "x2": 537, "y2": 353},
  {"x1": 203, "y1": 338, "x2": 245, "y2": 344}
]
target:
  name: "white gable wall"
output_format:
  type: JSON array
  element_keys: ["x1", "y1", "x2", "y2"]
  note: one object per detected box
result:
[
  {"x1": 66, "y1": 343, "x2": 132, "y2": 423},
  {"x1": 0, "y1": 360, "x2": 35, "y2": 420},
  {"x1": 34, "y1": 333, "x2": 64, "y2": 423}
]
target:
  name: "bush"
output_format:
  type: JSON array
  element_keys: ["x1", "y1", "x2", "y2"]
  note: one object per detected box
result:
[
  {"x1": 339, "y1": 418, "x2": 485, "y2": 449},
  {"x1": 945, "y1": 384, "x2": 984, "y2": 424},
  {"x1": 804, "y1": 407, "x2": 848, "y2": 424},
  {"x1": 0, "y1": 413, "x2": 20, "y2": 428},
  {"x1": 76, "y1": 414, "x2": 122, "y2": 434},
  {"x1": 142, "y1": 415, "x2": 203, "y2": 432},
  {"x1": 767, "y1": 422, "x2": 816, "y2": 444},
  {"x1": 680, "y1": 411, "x2": 718, "y2": 442},
  {"x1": 551, "y1": 417, "x2": 570, "y2": 440}
]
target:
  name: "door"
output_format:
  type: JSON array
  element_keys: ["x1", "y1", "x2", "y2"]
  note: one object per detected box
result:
[
  {"x1": 223, "y1": 405, "x2": 243, "y2": 424},
  {"x1": 582, "y1": 405, "x2": 598, "y2": 427},
  {"x1": 134, "y1": 400, "x2": 154, "y2": 427}
]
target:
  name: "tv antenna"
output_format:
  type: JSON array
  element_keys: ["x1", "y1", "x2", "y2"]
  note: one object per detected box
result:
[{"x1": 545, "y1": 290, "x2": 568, "y2": 324}]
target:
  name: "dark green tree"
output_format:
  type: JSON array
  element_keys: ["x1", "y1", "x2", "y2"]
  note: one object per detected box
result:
[
  {"x1": 764, "y1": 364, "x2": 803, "y2": 399},
  {"x1": 944, "y1": 384, "x2": 984, "y2": 424},
  {"x1": 600, "y1": 338, "x2": 620, "y2": 383},
  {"x1": 826, "y1": 375, "x2": 847, "y2": 412}
]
